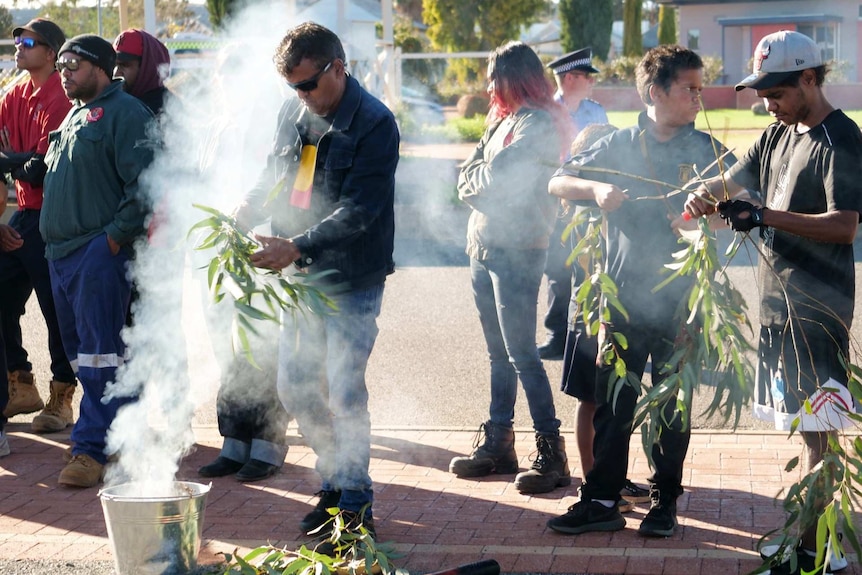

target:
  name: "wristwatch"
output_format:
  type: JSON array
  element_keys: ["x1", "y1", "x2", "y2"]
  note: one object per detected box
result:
[{"x1": 751, "y1": 206, "x2": 767, "y2": 227}]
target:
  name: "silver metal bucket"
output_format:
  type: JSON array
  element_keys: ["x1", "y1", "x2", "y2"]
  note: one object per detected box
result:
[{"x1": 99, "y1": 481, "x2": 211, "y2": 575}]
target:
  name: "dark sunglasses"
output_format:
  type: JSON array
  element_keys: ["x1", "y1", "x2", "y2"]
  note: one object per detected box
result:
[
  {"x1": 14, "y1": 36, "x2": 47, "y2": 49},
  {"x1": 288, "y1": 61, "x2": 333, "y2": 92},
  {"x1": 56, "y1": 59, "x2": 82, "y2": 73}
]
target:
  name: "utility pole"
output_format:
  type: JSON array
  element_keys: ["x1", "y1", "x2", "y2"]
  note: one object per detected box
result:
[
  {"x1": 119, "y1": 0, "x2": 129, "y2": 30},
  {"x1": 144, "y1": 0, "x2": 157, "y2": 33}
]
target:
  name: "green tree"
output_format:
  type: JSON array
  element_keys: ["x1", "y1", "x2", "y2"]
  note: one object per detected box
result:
[
  {"x1": 422, "y1": 0, "x2": 548, "y2": 84},
  {"x1": 0, "y1": 6, "x2": 13, "y2": 56},
  {"x1": 622, "y1": 0, "x2": 642, "y2": 57},
  {"x1": 206, "y1": 0, "x2": 237, "y2": 30},
  {"x1": 394, "y1": 0, "x2": 423, "y2": 22},
  {"x1": 38, "y1": 0, "x2": 192, "y2": 39},
  {"x1": 657, "y1": 5, "x2": 676, "y2": 45},
  {"x1": 558, "y1": 0, "x2": 613, "y2": 60}
]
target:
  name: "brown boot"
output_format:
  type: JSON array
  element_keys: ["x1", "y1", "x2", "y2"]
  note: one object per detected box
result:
[
  {"x1": 31, "y1": 381, "x2": 76, "y2": 433},
  {"x1": 3, "y1": 370, "x2": 44, "y2": 418},
  {"x1": 58, "y1": 454, "x2": 103, "y2": 488}
]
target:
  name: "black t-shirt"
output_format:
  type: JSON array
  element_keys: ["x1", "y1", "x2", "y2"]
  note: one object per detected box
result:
[
  {"x1": 728, "y1": 110, "x2": 862, "y2": 329},
  {"x1": 557, "y1": 112, "x2": 735, "y2": 326}
]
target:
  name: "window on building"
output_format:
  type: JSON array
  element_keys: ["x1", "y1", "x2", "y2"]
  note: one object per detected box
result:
[
  {"x1": 688, "y1": 29, "x2": 700, "y2": 50},
  {"x1": 797, "y1": 23, "x2": 836, "y2": 61}
]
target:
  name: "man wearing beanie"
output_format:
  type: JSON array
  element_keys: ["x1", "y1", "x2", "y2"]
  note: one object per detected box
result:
[
  {"x1": 0, "y1": 18, "x2": 76, "y2": 450},
  {"x1": 113, "y1": 29, "x2": 171, "y2": 115},
  {"x1": 40, "y1": 34, "x2": 155, "y2": 488}
]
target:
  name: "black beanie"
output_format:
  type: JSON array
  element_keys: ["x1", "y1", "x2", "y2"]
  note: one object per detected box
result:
[{"x1": 59, "y1": 34, "x2": 116, "y2": 78}]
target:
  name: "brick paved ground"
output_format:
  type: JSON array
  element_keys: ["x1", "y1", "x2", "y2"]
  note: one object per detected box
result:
[{"x1": 0, "y1": 425, "x2": 859, "y2": 575}]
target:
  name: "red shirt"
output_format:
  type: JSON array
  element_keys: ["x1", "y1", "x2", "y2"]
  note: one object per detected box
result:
[{"x1": 0, "y1": 71, "x2": 71, "y2": 210}]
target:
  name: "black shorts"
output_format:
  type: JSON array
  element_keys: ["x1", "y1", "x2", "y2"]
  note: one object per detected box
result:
[{"x1": 560, "y1": 321, "x2": 599, "y2": 401}]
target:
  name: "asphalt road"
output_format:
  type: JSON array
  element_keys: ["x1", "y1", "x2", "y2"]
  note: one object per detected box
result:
[{"x1": 10, "y1": 245, "x2": 775, "y2": 434}]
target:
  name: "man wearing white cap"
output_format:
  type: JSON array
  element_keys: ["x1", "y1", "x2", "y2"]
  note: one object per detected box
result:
[{"x1": 684, "y1": 30, "x2": 862, "y2": 573}]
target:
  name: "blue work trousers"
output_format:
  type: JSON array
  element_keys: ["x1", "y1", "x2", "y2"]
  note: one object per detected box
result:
[{"x1": 49, "y1": 235, "x2": 133, "y2": 464}]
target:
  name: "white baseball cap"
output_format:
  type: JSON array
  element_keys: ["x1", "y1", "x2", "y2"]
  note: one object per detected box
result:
[{"x1": 735, "y1": 30, "x2": 822, "y2": 91}]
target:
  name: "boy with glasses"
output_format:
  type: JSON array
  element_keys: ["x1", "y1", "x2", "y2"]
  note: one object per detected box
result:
[{"x1": 546, "y1": 45, "x2": 735, "y2": 537}]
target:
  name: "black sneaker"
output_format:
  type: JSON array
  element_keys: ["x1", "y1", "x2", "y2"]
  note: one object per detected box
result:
[
  {"x1": 299, "y1": 489, "x2": 342, "y2": 534},
  {"x1": 620, "y1": 479, "x2": 650, "y2": 503},
  {"x1": 547, "y1": 499, "x2": 626, "y2": 535},
  {"x1": 637, "y1": 494, "x2": 677, "y2": 537}
]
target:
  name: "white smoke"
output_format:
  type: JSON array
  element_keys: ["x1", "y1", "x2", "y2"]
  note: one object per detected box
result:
[{"x1": 101, "y1": 1, "x2": 299, "y2": 494}]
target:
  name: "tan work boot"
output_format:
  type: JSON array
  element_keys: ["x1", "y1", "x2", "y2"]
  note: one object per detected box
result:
[
  {"x1": 31, "y1": 381, "x2": 76, "y2": 433},
  {"x1": 3, "y1": 370, "x2": 44, "y2": 418},
  {"x1": 58, "y1": 453, "x2": 104, "y2": 488}
]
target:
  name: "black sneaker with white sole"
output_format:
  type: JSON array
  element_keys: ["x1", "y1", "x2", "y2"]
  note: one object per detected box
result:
[
  {"x1": 760, "y1": 538, "x2": 847, "y2": 574},
  {"x1": 637, "y1": 494, "x2": 677, "y2": 537},
  {"x1": 547, "y1": 499, "x2": 626, "y2": 535},
  {"x1": 620, "y1": 479, "x2": 650, "y2": 503}
]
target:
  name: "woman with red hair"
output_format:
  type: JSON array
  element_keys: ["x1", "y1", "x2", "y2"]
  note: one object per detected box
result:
[{"x1": 450, "y1": 41, "x2": 570, "y2": 495}]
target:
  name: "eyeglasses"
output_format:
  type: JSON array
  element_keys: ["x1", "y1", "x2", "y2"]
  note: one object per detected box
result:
[
  {"x1": 288, "y1": 61, "x2": 333, "y2": 92},
  {"x1": 14, "y1": 36, "x2": 47, "y2": 49},
  {"x1": 56, "y1": 59, "x2": 83, "y2": 73}
]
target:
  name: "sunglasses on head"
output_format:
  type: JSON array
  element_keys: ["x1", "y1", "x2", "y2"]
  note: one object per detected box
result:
[
  {"x1": 56, "y1": 59, "x2": 83, "y2": 72},
  {"x1": 288, "y1": 61, "x2": 333, "y2": 92},
  {"x1": 14, "y1": 36, "x2": 47, "y2": 49}
]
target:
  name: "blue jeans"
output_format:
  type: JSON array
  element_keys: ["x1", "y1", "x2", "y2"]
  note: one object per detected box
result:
[
  {"x1": 277, "y1": 283, "x2": 384, "y2": 513},
  {"x1": 470, "y1": 251, "x2": 560, "y2": 435}
]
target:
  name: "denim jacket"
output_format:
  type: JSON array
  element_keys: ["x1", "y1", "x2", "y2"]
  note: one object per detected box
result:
[{"x1": 238, "y1": 75, "x2": 400, "y2": 290}]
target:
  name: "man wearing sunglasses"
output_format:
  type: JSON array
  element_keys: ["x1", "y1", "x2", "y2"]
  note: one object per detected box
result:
[
  {"x1": 0, "y1": 19, "x2": 76, "y2": 452},
  {"x1": 40, "y1": 34, "x2": 154, "y2": 488},
  {"x1": 235, "y1": 22, "x2": 399, "y2": 541}
]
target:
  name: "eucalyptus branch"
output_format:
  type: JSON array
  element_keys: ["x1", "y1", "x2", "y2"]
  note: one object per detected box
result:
[
  {"x1": 189, "y1": 204, "x2": 337, "y2": 366},
  {"x1": 697, "y1": 97, "x2": 733, "y2": 201},
  {"x1": 220, "y1": 508, "x2": 400, "y2": 575},
  {"x1": 643, "y1": 220, "x2": 754, "y2": 429},
  {"x1": 564, "y1": 209, "x2": 640, "y2": 401}
]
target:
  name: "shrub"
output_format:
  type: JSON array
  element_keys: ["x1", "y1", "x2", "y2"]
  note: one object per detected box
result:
[
  {"x1": 420, "y1": 115, "x2": 487, "y2": 143},
  {"x1": 751, "y1": 101, "x2": 768, "y2": 116},
  {"x1": 595, "y1": 55, "x2": 640, "y2": 85},
  {"x1": 595, "y1": 54, "x2": 725, "y2": 86},
  {"x1": 457, "y1": 94, "x2": 489, "y2": 119}
]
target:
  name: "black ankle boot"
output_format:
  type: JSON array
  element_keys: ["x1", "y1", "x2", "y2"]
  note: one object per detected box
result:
[
  {"x1": 449, "y1": 421, "x2": 518, "y2": 477},
  {"x1": 514, "y1": 433, "x2": 571, "y2": 494}
]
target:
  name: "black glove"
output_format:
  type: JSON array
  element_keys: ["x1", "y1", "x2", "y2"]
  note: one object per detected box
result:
[
  {"x1": 0, "y1": 151, "x2": 33, "y2": 174},
  {"x1": 717, "y1": 200, "x2": 766, "y2": 232}
]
